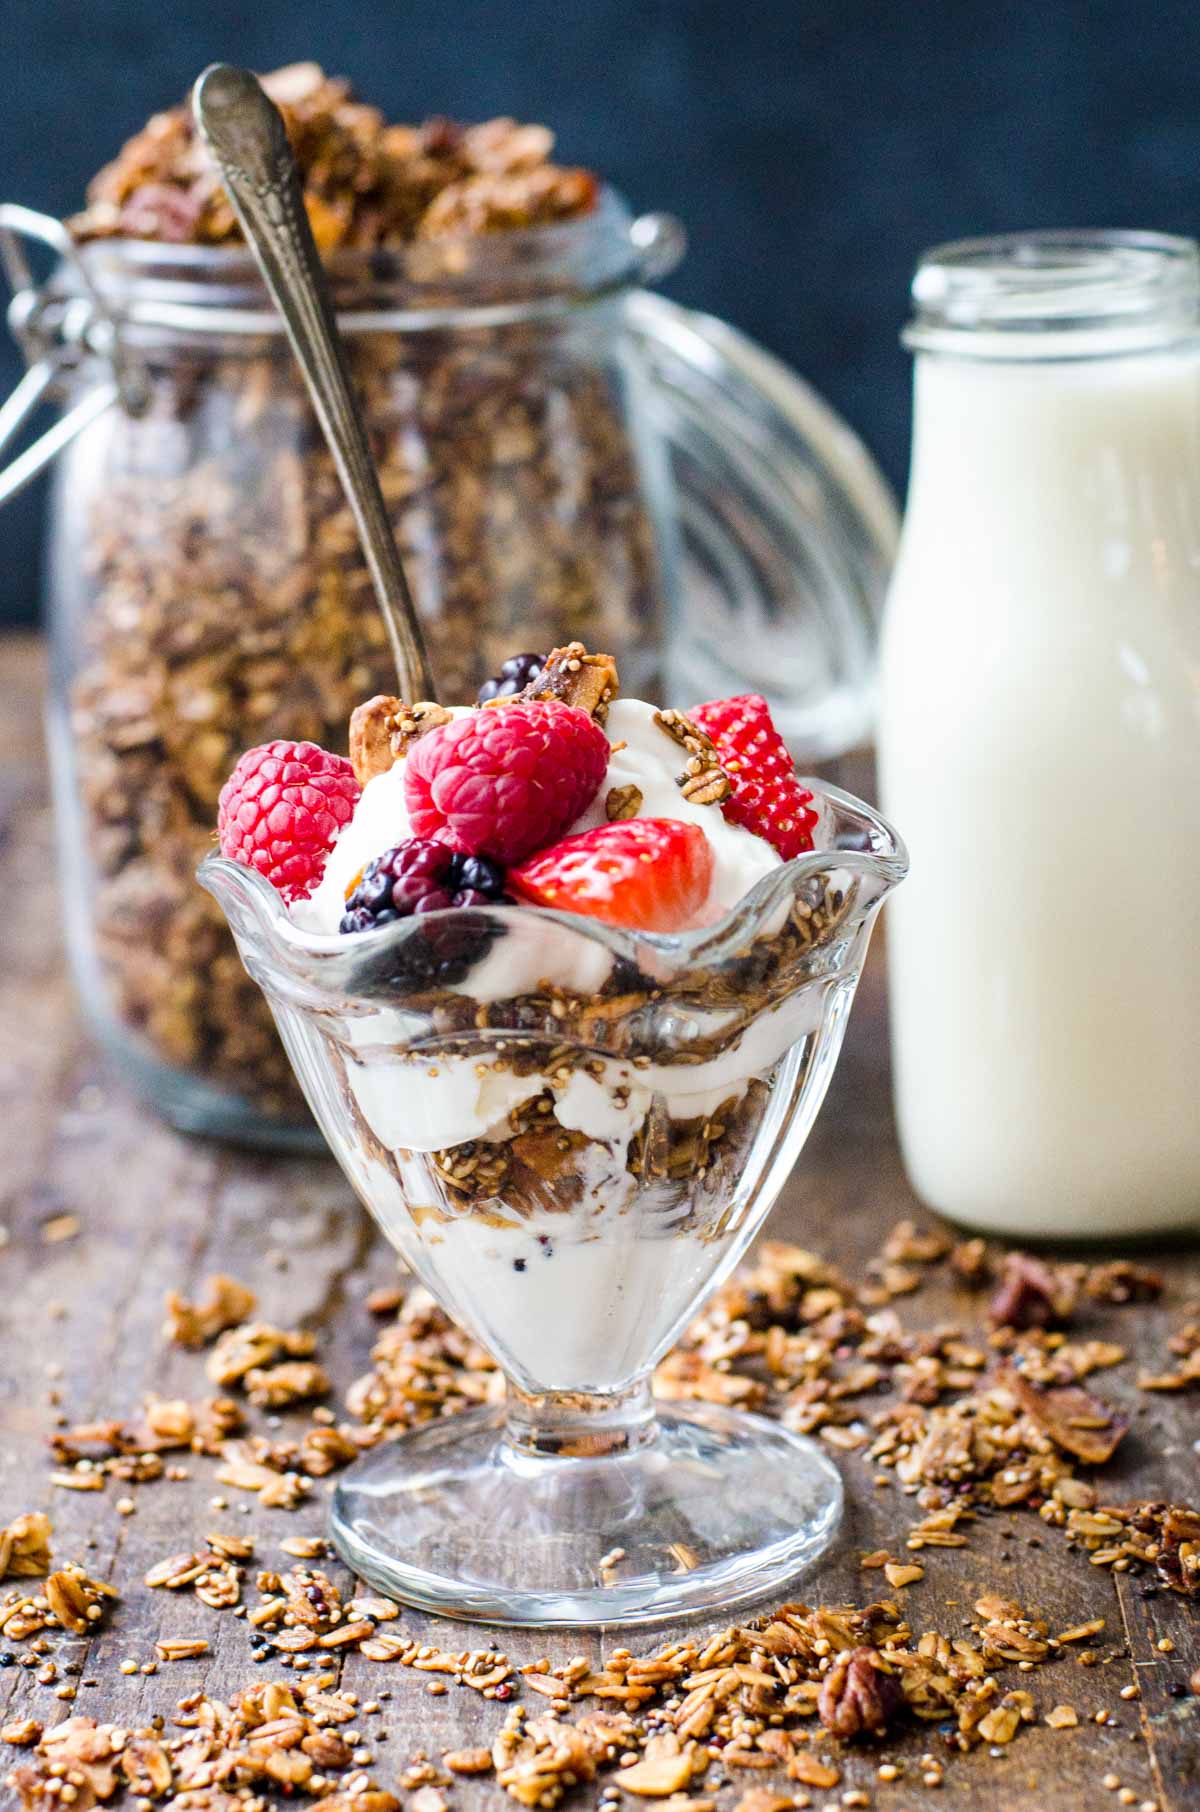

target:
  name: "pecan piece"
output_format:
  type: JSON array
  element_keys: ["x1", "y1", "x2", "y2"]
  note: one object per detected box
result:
[
  {"x1": 998, "y1": 1362, "x2": 1128, "y2": 1464},
  {"x1": 605, "y1": 783, "x2": 643, "y2": 821},
  {"x1": 206, "y1": 1322, "x2": 316, "y2": 1387},
  {"x1": 45, "y1": 1569, "x2": 103, "y2": 1634},
  {"x1": 653, "y1": 708, "x2": 732, "y2": 805},
  {"x1": 243, "y1": 1360, "x2": 331, "y2": 1409},
  {"x1": 988, "y1": 1252, "x2": 1076, "y2": 1330},
  {"x1": 390, "y1": 700, "x2": 453, "y2": 759},
  {"x1": 817, "y1": 1646, "x2": 902, "y2": 1738}
]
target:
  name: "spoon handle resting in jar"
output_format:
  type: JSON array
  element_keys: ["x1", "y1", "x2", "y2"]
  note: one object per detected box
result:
[{"x1": 191, "y1": 63, "x2": 435, "y2": 701}]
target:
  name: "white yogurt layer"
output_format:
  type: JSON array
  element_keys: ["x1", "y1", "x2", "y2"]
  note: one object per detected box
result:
[
  {"x1": 338, "y1": 989, "x2": 818, "y2": 1154},
  {"x1": 356, "y1": 1144, "x2": 735, "y2": 1393},
  {"x1": 424, "y1": 1211, "x2": 728, "y2": 1392}
]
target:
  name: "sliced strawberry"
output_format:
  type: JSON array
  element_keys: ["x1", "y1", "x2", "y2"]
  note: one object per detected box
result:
[
  {"x1": 510, "y1": 819, "x2": 714, "y2": 932},
  {"x1": 690, "y1": 693, "x2": 817, "y2": 859}
]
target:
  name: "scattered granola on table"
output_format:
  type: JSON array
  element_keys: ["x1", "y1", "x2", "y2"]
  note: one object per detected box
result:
[
  {"x1": 56, "y1": 64, "x2": 664, "y2": 1132},
  {"x1": 6, "y1": 1226, "x2": 1198, "y2": 1806},
  {"x1": 1, "y1": 1558, "x2": 118, "y2": 1648},
  {"x1": 162, "y1": 1273, "x2": 258, "y2": 1347},
  {"x1": 5, "y1": 1677, "x2": 398, "y2": 1810},
  {"x1": 0, "y1": 1514, "x2": 53, "y2": 1582},
  {"x1": 1136, "y1": 1310, "x2": 1200, "y2": 1391}
]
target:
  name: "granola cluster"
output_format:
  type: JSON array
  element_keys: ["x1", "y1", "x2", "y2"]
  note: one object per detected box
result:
[
  {"x1": 70, "y1": 65, "x2": 599, "y2": 249},
  {"x1": 58, "y1": 80, "x2": 662, "y2": 1127},
  {"x1": 6, "y1": 1677, "x2": 399, "y2": 1810}
]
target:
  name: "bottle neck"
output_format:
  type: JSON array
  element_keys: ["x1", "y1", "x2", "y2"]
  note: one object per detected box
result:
[{"x1": 906, "y1": 230, "x2": 1200, "y2": 360}]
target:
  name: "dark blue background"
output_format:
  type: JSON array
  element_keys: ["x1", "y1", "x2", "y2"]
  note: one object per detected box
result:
[{"x1": 2, "y1": 0, "x2": 1199, "y2": 624}]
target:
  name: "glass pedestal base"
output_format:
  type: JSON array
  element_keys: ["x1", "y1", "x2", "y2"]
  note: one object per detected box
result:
[{"x1": 331, "y1": 1399, "x2": 843, "y2": 1629}]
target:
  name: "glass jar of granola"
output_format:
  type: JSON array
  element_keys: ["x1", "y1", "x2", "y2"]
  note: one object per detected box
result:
[
  {"x1": 18, "y1": 194, "x2": 686, "y2": 1140},
  {"x1": 0, "y1": 96, "x2": 894, "y2": 1144}
]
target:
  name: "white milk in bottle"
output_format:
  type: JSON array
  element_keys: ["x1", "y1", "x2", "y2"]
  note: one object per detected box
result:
[{"x1": 879, "y1": 232, "x2": 1200, "y2": 1237}]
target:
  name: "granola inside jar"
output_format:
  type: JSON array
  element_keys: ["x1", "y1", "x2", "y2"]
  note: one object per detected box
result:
[{"x1": 42, "y1": 146, "x2": 680, "y2": 1142}]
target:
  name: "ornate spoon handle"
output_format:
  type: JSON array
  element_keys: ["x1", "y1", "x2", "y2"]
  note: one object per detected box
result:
[{"x1": 192, "y1": 63, "x2": 435, "y2": 701}]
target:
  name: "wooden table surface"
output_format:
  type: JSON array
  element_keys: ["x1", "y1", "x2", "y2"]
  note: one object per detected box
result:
[{"x1": 1, "y1": 631, "x2": 1197, "y2": 1812}]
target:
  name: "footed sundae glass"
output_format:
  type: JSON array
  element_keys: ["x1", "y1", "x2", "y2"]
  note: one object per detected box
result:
[{"x1": 200, "y1": 782, "x2": 905, "y2": 1627}]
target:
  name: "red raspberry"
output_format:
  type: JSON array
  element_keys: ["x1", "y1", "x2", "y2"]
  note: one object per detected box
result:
[
  {"x1": 217, "y1": 740, "x2": 360, "y2": 902},
  {"x1": 404, "y1": 700, "x2": 609, "y2": 865},
  {"x1": 511, "y1": 819, "x2": 714, "y2": 932},
  {"x1": 690, "y1": 694, "x2": 817, "y2": 859}
]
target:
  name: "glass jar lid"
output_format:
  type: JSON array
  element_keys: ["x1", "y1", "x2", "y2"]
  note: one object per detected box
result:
[{"x1": 905, "y1": 229, "x2": 1200, "y2": 359}]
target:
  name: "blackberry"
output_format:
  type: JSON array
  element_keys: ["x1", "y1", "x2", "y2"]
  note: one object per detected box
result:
[
  {"x1": 342, "y1": 840, "x2": 508, "y2": 932},
  {"x1": 341, "y1": 837, "x2": 510, "y2": 989},
  {"x1": 476, "y1": 651, "x2": 545, "y2": 703}
]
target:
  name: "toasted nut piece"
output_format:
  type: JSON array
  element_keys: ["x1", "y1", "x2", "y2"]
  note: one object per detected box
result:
[
  {"x1": 318, "y1": 1619, "x2": 376, "y2": 1648},
  {"x1": 654, "y1": 709, "x2": 731, "y2": 806},
  {"x1": 391, "y1": 701, "x2": 453, "y2": 758},
  {"x1": 605, "y1": 784, "x2": 643, "y2": 821},
  {"x1": 349, "y1": 696, "x2": 453, "y2": 784},
  {"x1": 243, "y1": 1360, "x2": 330, "y2": 1409},
  {"x1": 444, "y1": 1747, "x2": 494, "y2": 1775},
  {"x1": 155, "y1": 1636, "x2": 210, "y2": 1660},
  {"x1": 350, "y1": 695, "x2": 404, "y2": 784},
  {"x1": 360, "y1": 1631, "x2": 412, "y2": 1662},
  {"x1": 679, "y1": 767, "x2": 731, "y2": 806},
  {"x1": 0, "y1": 1512, "x2": 52, "y2": 1580},
  {"x1": 45, "y1": 1568, "x2": 113, "y2": 1634},
  {"x1": 0, "y1": 1718, "x2": 42, "y2": 1746},
  {"x1": 145, "y1": 1552, "x2": 206, "y2": 1589},
  {"x1": 206, "y1": 1322, "x2": 315, "y2": 1387},
  {"x1": 164, "y1": 1274, "x2": 257, "y2": 1347},
  {"x1": 502, "y1": 640, "x2": 619, "y2": 721},
  {"x1": 616, "y1": 1752, "x2": 698, "y2": 1795},
  {"x1": 206, "y1": 1530, "x2": 254, "y2": 1560},
  {"x1": 883, "y1": 1561, "x2": 924, "y2": 1589}
]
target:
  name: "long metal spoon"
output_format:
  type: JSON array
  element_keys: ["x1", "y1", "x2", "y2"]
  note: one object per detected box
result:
[{"x1": 192, "y1": 63, "x2": 435, "y2": 701}]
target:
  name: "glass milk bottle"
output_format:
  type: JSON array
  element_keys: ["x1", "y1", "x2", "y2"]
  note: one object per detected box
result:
[{"x1": 879, "y1": 231, "x2": 1200, "y2": 1238}]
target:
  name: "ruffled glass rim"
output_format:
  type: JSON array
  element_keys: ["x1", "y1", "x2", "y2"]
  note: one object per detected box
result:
[{"x1": 197, "y1": 778, "x2": 907, "y2": 995}]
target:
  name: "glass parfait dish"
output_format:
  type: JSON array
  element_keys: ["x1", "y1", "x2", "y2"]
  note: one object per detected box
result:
[{"x1": 199, "y1": 782, "x2": 905, "y2": 1627}]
